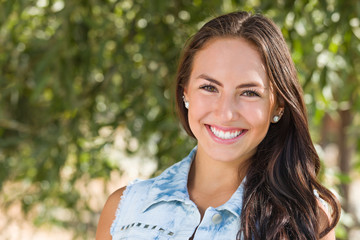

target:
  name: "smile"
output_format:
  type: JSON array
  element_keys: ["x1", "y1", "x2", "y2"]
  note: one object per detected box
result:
[{"x1": 206, "y1": 125, "x2": 247, "y2": 142}]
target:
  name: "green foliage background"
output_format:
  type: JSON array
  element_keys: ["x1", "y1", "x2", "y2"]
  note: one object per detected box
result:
[{"x1": 0, "y1": 0, "x2": 359, "y2": 239}]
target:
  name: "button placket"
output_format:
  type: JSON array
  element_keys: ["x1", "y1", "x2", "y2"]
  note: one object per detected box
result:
[{"x1": 211, "y1": 213, "x2": 223, "y2": 224}]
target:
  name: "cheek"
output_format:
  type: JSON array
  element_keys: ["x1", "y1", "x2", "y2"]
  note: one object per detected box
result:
[
  {"x1": 188, "y1": 102, "x2": 206, "y2": 124},
  {"x1": 189, "y1": 95, "x2": 215, "y2": 114},
  {"x1": 187, "y1": 96, "x2": 215, "y2": 133},
  {"x1": 242, "y1": 103, "x2": 272, "y2": 126}
]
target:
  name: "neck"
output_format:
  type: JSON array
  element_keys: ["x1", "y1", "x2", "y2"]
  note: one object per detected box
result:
[
  {"x1": 188, "y1": 148, "x2": 249, "y2": 195},
  {"x1": 187, "y1": 147, "x2": 250, "y2": 216}
]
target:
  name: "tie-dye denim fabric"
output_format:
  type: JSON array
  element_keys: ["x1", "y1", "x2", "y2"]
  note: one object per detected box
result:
[{"x1": 110, "y1": 146, "x2": 245, "y2": 240}]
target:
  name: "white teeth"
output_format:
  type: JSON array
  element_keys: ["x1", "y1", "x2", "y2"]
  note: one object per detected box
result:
[{"x1": 210, "y1": 126, "x2": 243, "y2": 140}]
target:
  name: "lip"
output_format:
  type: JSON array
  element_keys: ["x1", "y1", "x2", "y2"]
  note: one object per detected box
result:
[{"x1": 205, "y1": 124, "x2": 247, "y2": 144}]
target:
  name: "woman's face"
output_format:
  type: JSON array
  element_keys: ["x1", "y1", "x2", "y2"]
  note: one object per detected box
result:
[{"x1": 184, "y1": 37, "x2": 281, "y2": 164}]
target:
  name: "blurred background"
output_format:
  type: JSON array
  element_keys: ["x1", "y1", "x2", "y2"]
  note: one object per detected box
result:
[{"x1": 0, "y1": 0, "x2": 359, "y2": 239}]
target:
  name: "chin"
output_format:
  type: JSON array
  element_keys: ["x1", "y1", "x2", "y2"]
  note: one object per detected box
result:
[{"x1": 208, "y1": 149, "x2": 248, "y2": 163}]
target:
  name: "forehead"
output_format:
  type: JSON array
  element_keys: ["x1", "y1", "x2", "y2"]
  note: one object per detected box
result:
[{"x1": 191, "y1": 37, "x2": 269, "y2": 87}]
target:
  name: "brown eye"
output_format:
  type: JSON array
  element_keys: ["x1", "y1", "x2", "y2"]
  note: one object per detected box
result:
[
  {"x1": 242, "y1": 90, "x2": 260, "y2": 97},
  {"x1": 200, "y1": 85, "x2": 218, "y2": 92}
]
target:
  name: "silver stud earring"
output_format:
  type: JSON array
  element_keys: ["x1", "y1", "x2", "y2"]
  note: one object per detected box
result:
[
  {"x1": 273, "y1": 115, "x2": 280, "y2": 123},
  {"x1": 182, "y1": 96, "x2": 189, "y2": 109}
]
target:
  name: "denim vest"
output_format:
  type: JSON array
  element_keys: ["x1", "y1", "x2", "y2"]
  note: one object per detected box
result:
[{"x1": 110, "y1": 147, "x2": 245, "y2": 240}]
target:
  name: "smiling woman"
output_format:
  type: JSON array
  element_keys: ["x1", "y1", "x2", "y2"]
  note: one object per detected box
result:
[
  {"x1": 184, "y1": 38, "x2": 279, "y2": 168},
  {"x1": 96, "y1": 11, "x2": 340, "y2": 240}
]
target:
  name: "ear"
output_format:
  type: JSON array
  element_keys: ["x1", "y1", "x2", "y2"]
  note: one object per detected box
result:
[
  {"x1": 271, "y1": 105, "x2": 284, "y2": 123},
  {"x1": 183, "y1": 86, "x2": 189, "y2": 101},
  {"x1": 271, "y1": 98, "x2": 285, "y2": 123}
]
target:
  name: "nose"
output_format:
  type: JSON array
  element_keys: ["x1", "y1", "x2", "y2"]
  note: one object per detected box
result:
[{"x1": 215, "y1": 94, "x2": 240, "y2": 121}]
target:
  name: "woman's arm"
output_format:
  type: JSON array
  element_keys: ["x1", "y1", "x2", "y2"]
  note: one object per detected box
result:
[
  {"x1": 95, "y1": 186, "x2": 126, "y2": 240},
  {"x1": 320, "y1": 229, "x2": 335, "y2": 240},
  {"x1": 318, "y1": 200, "x2": 336, "y2": 240}
]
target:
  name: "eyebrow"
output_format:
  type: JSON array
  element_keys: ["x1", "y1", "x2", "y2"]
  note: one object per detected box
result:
[{"x1": 196, "y1": 74, "x2": 264, "y2": 89}]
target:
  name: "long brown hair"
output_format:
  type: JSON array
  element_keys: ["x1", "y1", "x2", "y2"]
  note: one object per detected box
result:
[{"x1": 175, "y1": 11, "x2": 340, "y2": 239}]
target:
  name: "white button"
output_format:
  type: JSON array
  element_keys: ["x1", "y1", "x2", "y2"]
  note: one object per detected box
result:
[{"x1": 211, "y1": 213, "x2": 222, "y2": 224}]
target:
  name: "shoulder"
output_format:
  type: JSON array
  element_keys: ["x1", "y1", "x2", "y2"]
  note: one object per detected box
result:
[
  {"x1": 94, "y1": 155, "x2": 193, "y2": 240},
  {"x1": 95, "y1": 186, "x2": 126, "y2": 240},
  {"x1": 317, "y1": 197, "x2": 336, "y2": 240},
  {"x1": 95, "y1": 178, "x2": 157, "y2": 240}
]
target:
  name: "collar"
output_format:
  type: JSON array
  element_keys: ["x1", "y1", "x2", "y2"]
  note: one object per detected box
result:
[
  {"x1": 216, "y1": 177, "x2": 245, "y2": 217},
  {"x1": 142, "y1": 146, "x2": 245, "y2": 218},
  {"x1": 142, "y1": 146, "x2": 197, "y2": 212}
]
